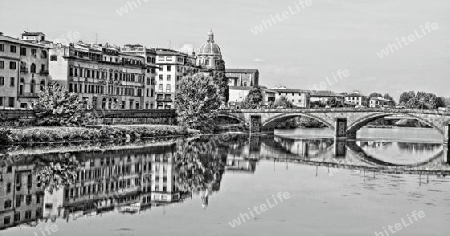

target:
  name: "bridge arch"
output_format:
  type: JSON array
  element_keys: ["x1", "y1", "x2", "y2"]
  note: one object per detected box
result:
[
  {"x1": 262, "y1": 113, "x2": 335, "y2": 131},
  {"x1": 217, "y1": 113, "x2": 247, "y2": 125},
  {"x1": 347, "y1": 112, "x2": 444, "y2": 135}
]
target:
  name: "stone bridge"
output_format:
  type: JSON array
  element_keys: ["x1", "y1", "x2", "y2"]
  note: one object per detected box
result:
[{"x1": 219, "y1": 108, "x2": 450, "y2": 140}]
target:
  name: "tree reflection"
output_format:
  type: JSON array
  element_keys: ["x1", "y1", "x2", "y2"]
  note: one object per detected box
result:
[
  {"x1": 35, "y1": 153, "x2": 79, "y2": 194},
  {"x1": 174, "y1": 137, "x2": 227, "y2": 194}
]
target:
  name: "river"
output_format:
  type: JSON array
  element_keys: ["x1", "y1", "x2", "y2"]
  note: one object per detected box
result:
[{"x1": 1, "y1": 127, "x2": 449, "y2": 236}]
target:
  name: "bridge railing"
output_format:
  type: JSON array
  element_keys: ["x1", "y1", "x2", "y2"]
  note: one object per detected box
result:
[{"x1": 219, "y1": 107, "x2": 450, "y2": 115}]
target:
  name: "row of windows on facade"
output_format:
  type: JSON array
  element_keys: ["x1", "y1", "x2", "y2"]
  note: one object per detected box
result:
[
  {"x1": 68, "y1": 83, "x2": 145, "y2": 97},
  {"x1": 0, "y1": 60, "x2": 46, "y2": 73},
  {"x1": 0, "y1": 97, "x2": 15, "y2": 107},
  {"x1": 69, "y1": 67, "x2": 147, "y2": 83},
  {"x1": 158, "y1": 56, "x2": 185, "y2": 63},
  {"x1": 2, "y1": 209, "x2": 41, "y2": 225},
  {"x1": 158, "y1": 74, "x2": 182, "y2": 82},
  {"x1": 69, "y1": 50, "x2": 145, "y2": 66},
  {"x1": 3, "y1": 194, "x2": 41, "y2": 210},
  {"x1": 0, "y1": 77, "x2": 45, "y2": 94},
  {"x1": 0, "y1": 43, "x2": 47, "y2": 58}
]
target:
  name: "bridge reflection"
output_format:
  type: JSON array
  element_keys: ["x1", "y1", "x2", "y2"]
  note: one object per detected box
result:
[{"x1": 0, "y1": 135, "x2": 449, "y2": 231}]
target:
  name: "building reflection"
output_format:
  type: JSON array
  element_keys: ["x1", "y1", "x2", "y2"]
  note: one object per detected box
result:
[
  {"x1": 1, "y1": 134, "x2": 447, "y2": 231},
  {"x1": 0, "y1": 158, "x2": 44, "y2": 230}
]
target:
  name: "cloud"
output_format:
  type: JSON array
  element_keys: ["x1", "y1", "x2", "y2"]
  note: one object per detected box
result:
[
  {"x1": 177, "y1": 43, "x2": 194, "y2": 54},
  {"x1": 253, "y1": 58, "x2": 265, "y2": 62}
]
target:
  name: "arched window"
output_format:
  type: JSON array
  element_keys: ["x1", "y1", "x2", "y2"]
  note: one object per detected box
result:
[
  {"x1": 30, "y1": 79, "x2": 36, "y2": 94},
  {"x1": 30, "y1": 63, "x2": 36, "y2": 73},
  {"x1": 102, "y1": 97, "x2": 107, "y2": 109}
]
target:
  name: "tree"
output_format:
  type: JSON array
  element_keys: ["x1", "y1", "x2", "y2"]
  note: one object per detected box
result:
[
  {"x1": 369, "y1": 92, "x2": 383, "y2": 98},
  {"x1": 399, "y1": 91, "x2": 442, "y2": 109},
  {"x1": 399, "y1": 91, "x2": 415, "y2": 105},
  {"x1": 176, "y1": 73, "x2": 222, "y2": 133},
  {"x1": 271, "y1": 96, "x2": 294, "y2": 108},
  {"x1": 33, "y1": 82, "x2": 85, "y2": 126},
  {"x1": 242, "y1": 86, "x2": 263, "y2": 109}
]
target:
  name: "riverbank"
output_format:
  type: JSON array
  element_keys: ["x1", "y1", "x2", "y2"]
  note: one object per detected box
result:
[{"x1": 1, "y1": 125, "x2": 199, "y2": 145}]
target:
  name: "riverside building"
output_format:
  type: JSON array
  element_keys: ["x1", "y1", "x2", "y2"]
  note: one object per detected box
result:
[
  {"x1": 49, "y1": 42, "x2": 148, "y2": 110},
  {"x1": 0, "y1": 32, "x2": 50, "y2": 109}
]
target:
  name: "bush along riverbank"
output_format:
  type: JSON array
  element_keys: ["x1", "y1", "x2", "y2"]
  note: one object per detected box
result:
[{"x1": 0, "y1": 125, "x2": 199, "y2": 145}]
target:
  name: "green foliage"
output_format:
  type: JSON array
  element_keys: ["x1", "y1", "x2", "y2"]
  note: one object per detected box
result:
[
  {"x1": 242, "y1": 86, "x2": 263, "y2": 109},
  {"x1": 270, "y1": 96, "x2": 294, "y2": 108},
  {"x1": 33, "y1": 82, "x2": 86, "y2": 126},
  {"x1": 176, "y1": 74, "x2": 222, "y2": 133}
]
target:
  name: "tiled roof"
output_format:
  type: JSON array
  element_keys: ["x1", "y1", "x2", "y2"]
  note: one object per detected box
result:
[
  {"x1": 310, "y1": 90, "x2": 344, "y2": 97},
  {"x1": 226, "y1": 69, "x2": 259, "y2": 73}
]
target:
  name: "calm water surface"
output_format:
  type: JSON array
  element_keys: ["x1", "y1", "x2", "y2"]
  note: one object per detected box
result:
[{"x1": 1, "y1": 127, "x2": 450, "y2": 236}]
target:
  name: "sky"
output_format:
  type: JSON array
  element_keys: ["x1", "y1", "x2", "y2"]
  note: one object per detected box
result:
[{"x1": 1, "y1": 0, "x2": 449, "y2": 99}]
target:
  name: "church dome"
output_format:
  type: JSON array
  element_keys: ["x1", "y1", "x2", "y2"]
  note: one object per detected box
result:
[{"x1": 198, "y1": 30, "x2": 221, "y2": 55}]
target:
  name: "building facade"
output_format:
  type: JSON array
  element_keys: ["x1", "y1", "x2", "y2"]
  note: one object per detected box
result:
[
  {"x1": 0, "y1": 33, "x2": 50, "y2": 109},
  {"x1": 310, "y1": 90, "x2": 345, "y2": 107},
  {"x1": 226, "y1": 69, "x2": 259, "y2": 88},
  {"x1": 120, "y1": 44, "x2": 157, "y2": 109},
  {"x1": 369, "y1": 97, "x2": 394, "y2": 108},
  {"x1": 345, "y1": 92, "x2": 368, "y2": 107},
  {"x1": 49, "y1": 42, "x2": 148, "y2": 110},
  {"x1": 155, "y1": 48, "x2": 197, "y2": 109},
  {"x1": 272, "y1": 88, "x2": 310, "y2": 108}
]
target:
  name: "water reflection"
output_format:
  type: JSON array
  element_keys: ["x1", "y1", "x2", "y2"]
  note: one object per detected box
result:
[{"x1": 0, "y1": 133, "x2": 449, "y2": 232}]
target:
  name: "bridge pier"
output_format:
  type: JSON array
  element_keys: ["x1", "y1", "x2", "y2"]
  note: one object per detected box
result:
[
  {"x1": 444, "y1": 125, "x2": 450, "y2": 163},
  {"x1": 335, "y1": 118, "x2": 348, "y2": 139},
  {"x1": 250, "y1": 115, "x2": 262, "y2": 133},
  {"x1": 334, "y1": 139, "x2": 347, "y2": 157}
]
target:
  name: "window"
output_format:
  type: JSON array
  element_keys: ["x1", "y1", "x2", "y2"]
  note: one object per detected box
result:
[
  {"x1": 9, "y1": 61, "x2": 16, "y2": 69},
  {"x1": 20, "y1": 47, "x2": 26, "y2": 56},
  {"x1": 159, "y1": 75, "x2": 163, "y2": 81},
  {"x1": 166, "y1": 84, "x2": 171, "y2": 92},
  {"x1": 30, "y1": 63, "x2": 36, "y2": 73},
  {"x1": 10, "y1": 45, "x2": 16, "y2": 53},
  {"x1": 158, "y1": 84, "x2": 163, "y2": 92},
  {"x1": 14, "y1": 212, "x2": 20, "y2": 222},
  {"x1": 25, "y1": 211, "x2": 32, "y2": 220},
  {"x1": 10, "y1": 77, "x2": 14, "y2": 87},
  {"x1": 8, "y1": 97, "x2": 14, "y2": 107},
  {"x1": 50, "y1": 55, "x2": 57, "y2": 61},
  {"x1": 4, "y1": 200, "x2": 12, "y2": 209},
  {"x1": 0, "y1": 44, "x2": 4, "y2": 52},
  {"x1": 6, "y1": 183, "x2": 11, "y2": 193},
  {"x1": 147, "y1": 78, "x2": 150, "y2": 85},
  {"x1": 31, "y1": 49, "x2": 37, "y2": 57},
  {"x1": 0, "y1": 77, "x2": 4, "y2": 86},
  {"x1": 0, "y1": 60, "x2": 3, "y2": 69},
  {"x1": 41, "y1": 50, "x2": 47, "y2": 59},
  {"x1": 167, "y1": 65, "x2": 171, "y2": 71},
  {"x1": 4, "y1": 216, "x2": 11, "y2": 225}
]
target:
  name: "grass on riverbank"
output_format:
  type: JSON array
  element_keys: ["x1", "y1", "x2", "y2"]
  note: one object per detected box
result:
[{"x1": 5, "y1": 125, "x2": 199, "y2": 144}]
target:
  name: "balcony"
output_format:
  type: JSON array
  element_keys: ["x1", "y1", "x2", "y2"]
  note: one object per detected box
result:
[
  {"x1": 18, "y1": 92, "x2": 39, "y2": 98},
  {"x1": 40, "y1": 70, "x2": 49, "y2": 75},
  {"x1": 20, "y1": 67, "x2": 28, "y2": 73}
]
